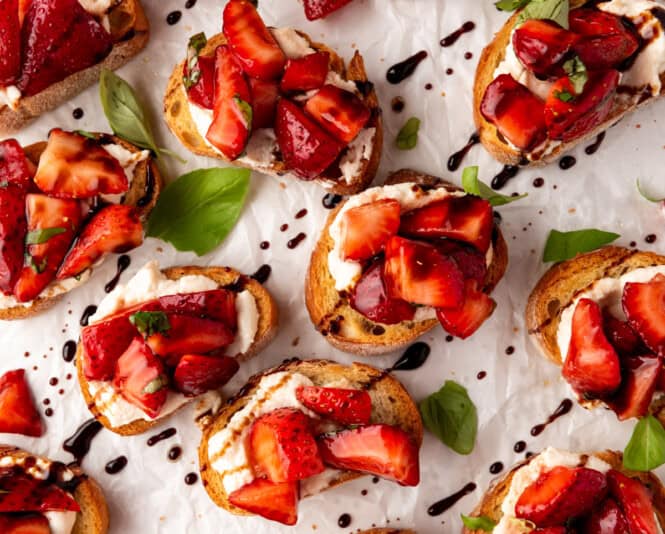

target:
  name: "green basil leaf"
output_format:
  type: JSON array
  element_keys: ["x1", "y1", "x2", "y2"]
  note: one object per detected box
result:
[
  {"x1": 462, "y1": 166, "x2": 527, "y2": 206},
  {"x1": 495, "y1": 0, "x2": 531, "y2": 11},
  {"x1": 129, "y1": 311, "x2": 170, "y2": 337},
  {"x1": 554, "y1": 90, "x2": 574, "y2": 102},
  {"x1": 146, "y1": 167, "x2": 250, "y2": 256},
  {"x1": 623, "y1": 415, "x2": 665, "y2": 472},
  {"x1": 419, "y1": 380, "x2": 478, "y2": 455},
  {"x1": 461, "y1": 514, "x2": 496, "y2": 532},
  {"x1": 75, "y1": 129, "x2": 96, "y2": 139},
  {"x1": 396, "y1": 117, "x2": 420, "y2": 150},
  {"x1": 563, "y1": 56, "x2": 588, "y2": 94},
  {"x1": 143, "y1": 375, "x2": 168, "y2": 395},
  {"x1": 517, "y1": 0, "x2": 569, "y2": 29},
  {"x1": 234, "y1": 96, "x2": 253, "y2": 130},
  {"x1": 542, "y1": 229, "x2": 620, "y2": 263},
  {"x1": 184, "y1": 32, "x2": 207, "y2": 90},
  {"x1": 25, "y1": 254, "x2": 47, "y2": 274},
  {"x1": 637, "y1": 179, "x2": 665, "y2": 203},
  {"x1": 26, "y1": 227, "x2": 66, "y2": 245}
]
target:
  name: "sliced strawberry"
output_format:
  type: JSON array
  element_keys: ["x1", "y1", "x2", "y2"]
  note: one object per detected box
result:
[
  {"x1": 0, "y1": 0, "x2": 21, "y2": 87},
  {"x1": 228, "y1": 478, "x2": 298, "y2": 526},
  {"x1": 249, "y1": 78, "x2": 279, "y2": 129},
  {"x1": 0, "y1": 139, "x2": 35, "y2": 187},
  {"x1": 248, "y1": 408, "x2": 324, "y2": 483},
  {"x1": 0, "y1": 470, "x2": 80, "y2": 513},
  {"x1": 480, "y1": 73, "x2": 548, "y2": 151},
  {"x1": 18, "y1": 0, "x2": 31, "y2": 26},
  {"x1": 173, "y1": 354, "x2": 239, "y2": 396},
  {"x1": 585, "y1": 497, "x2": 630, "y2": 534},
  {"x1": 545, "y1": 69, "x2": 620, "y2": 142},
  {"x1": 603, "y1": 309, "x2": 645, "y2": 357},
  {"x1": 515, "y1": 466, "x2": 608, "y2": 527},
  {"x1": 205, "y1": 45, "x2": 252, "y2": 161},
  {"x1": 280, "y1": 52, "x2": 329, "y2": 93},
  {"x1": 303, "y1": 0, "x2": 354, "y2": 20},
  {"x1": 113, "y1": 337, "x2": 168, "y2": 419},
  {"x1": 159, "y1": 290, "x2": 237, "y2": 332},
  {"x1": 317, "y1": 424, "x2": 420, "y2": 486},
  {"x1": 623, "y1": 274, "x2": 665, "y2": 356},
  {"x1": 512, "y1": 19, "x2": 579, "y2": 78},
  {"x1": 13, "y1": 194, "x2": 83, "y2": 303},
  {"x1": 0, "y1": 184, "x2": 27, "y2": 295},
  {"x1": 562, "y1": 298, "x2": 622, "y2": 398},
  {"x1": 533, "y1": 529, "x2": 566, "y2": 534},
  {"x1": 607, "y1": 470, "x2": 658, "y2": 534},
  {"x1": 296, "y1": 386, "x2": 371, "y2": 425},
  {"x1": 222, "y1": 0, "x2": 286, "y2": 80},
  {"x1": 0, "y1": 369, "x2": 43, "y2": 437},
  {"x1": 610, "y1": 355, "x2": 661, "y2": 420},
  {"x1": 145, "y1": 314, "x2": 234, "y2": 357},
  {"x1": 275, "y1": 98, "x2": 344, "y2": 180},
  {"x1": 340, "y1": 199, "x2": 400, "y2": 261},
  {"x1": 436, "y1": 280, "x2": 496, "y2": 339},
  {"x1": 304, "y1": 84, "x2": 371, "y2": 144},
  {"x1": 0, "y1": 514, "x2": 50, "y2": 534},
  {"x1": 435, "y1": 240, "x2": 487, "y2": 285},
  {"x1": 184, "y1": 53, "x2": 215, "y2": 110},
  {"x1": 57, "y1": 204, "x2": 143, "y2": 280}
]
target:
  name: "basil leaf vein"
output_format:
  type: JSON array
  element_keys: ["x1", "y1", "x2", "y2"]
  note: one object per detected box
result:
[
  {"x1": 623, "y1": 415, "x2": 665, "y2": 472},
  {"x1": 542, "y1": 229, "x2": 620, "y2": 263},
  {"x1": 462, "y1": 166, "x2": 526, "y2": 206},
  {"x1": 461, "y1": 514, "x2": 496, "y2": 531},
  {"x1": 396, "y1": 117, "x2": 420, "y2": 150}
]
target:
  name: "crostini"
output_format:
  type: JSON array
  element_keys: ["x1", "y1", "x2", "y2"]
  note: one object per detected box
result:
[
  {"x1": 164, "y1": 0, "x2": 382, "y2": 195},
  {"x1": 77, "y1": 261, "x2": 279, "y2": 436},
  {"x1": 526, "y1": 246, "x2": 665, "y2": 421},
  {"x1": 0, "y1": 445, "x2": 109, "y2": 534},
  {"x1": 463, "y1": 447, "x2": 665, "y2": 533},
  {"x1": 0, "y1": 0, "x2": 149, "y2": 135},
  {"x1": 0, "y1": 130, "x2": 162, "y2": 321},
  {"x1": 306, "y1": 169, "x2": 508, "y2": 355},
  {"x1": 199, "y1": 359, "x2": 423, "y2": 525},
  {"x1": 474, "y1": 0, "x2": 665, "y2": 166}
]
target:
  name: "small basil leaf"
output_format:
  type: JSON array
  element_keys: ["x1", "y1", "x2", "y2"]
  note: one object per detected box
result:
[
  {"x1": 146, "y1": 167, "x2": 250, "y2": 256},
  {"x1": 495, "y1": 0, "x2": 531, "y2": 10},
  {"x1": 623, "y1": 415, "x2": 665, "y2": 472},
  {"x1": 637, "y1": 179, "x2": 665, "y2": 203},
  {"x1": 75, "y1": 129, "x2": 96, "y2": 139},
  {"x1": 234, "y1": 96, "x2": 253, "y2": 130},
  {"x1": 130, "y1": 311, "x2": 171, "y2": 337},
  {"x1": 25, "y1": 254, "x2": 47, "y2": 274},
  {"x1": 26, "y1": 227, "x2": 66, "y2": 245},
  {"x1": 563, "y1": 56, "x2": 588, "y2": 94},
  {"x1": 517, "y1": 0, "x2": 569, "y2": 29},
  {"x1": 184, "y1": 32, "x2": 207, "y2": 90},
  {"x1": 396, "y1": 117, "x2": 420, "y2": 150},
  {"x1": 462, "y1": 166, "x2": 527, "y2": 206},
  {"x1": 419, "y1": 380, "x2": 478, "y2": 455},
  {"x1": 461, "y1": 514, "x2": 496, "y2": 531},
  {"x1": 542, "y1": 228, "x2": 620, "y2": 263},
  {"x1": 554, "y1": 90, "x2": 574, "y2": 102},
  {"x1": 143, "y1": 375, "x2": 168, "y2": 395}
]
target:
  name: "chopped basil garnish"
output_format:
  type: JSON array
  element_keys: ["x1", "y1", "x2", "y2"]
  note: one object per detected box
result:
[
  {"x1": 461, "y1": 514, "x2": 496, "y2": 531},
  {"x1": 542, "y1": 228, "x2": 620, "y2": 263},
  {"x1": 563, "y1": 56, "x2": 588, "y2": 94},
  {"x1": 130, "y1": 311, "x2": 171, "y2": 337},
  {"x1": 396, "y1": 117, "x2": 420, "y2": 150},
  {"x1": 183, "y1": 32, "x2": 207, "y2": 90},
  {"x1": 461, "y1": 166, "x2": 527, "y2": 206},
  {"x1": 26, "y1": 227, "x2": 66, "y2": 245}
]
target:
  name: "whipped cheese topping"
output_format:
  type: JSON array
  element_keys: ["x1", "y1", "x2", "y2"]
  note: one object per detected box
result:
[
  {"x1": 99, "y1": 143, "x2": 150, "y2": 203},
  {"x1": 44, "y1": 511, "x2": 78, "y2": 534},
  {"x1": 0, "y1": 85, "x2": 21, "y2": 110},
  {"x1": 0, "y1": 270, "x2": 92, "y2": 310}
]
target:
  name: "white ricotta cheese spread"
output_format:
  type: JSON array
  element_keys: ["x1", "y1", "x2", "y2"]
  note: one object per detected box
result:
[
  {"x1": 0, "y1": 85, "x2": 21, "y2": 110},
  {"x1": 0, "y1": 270, "x2": 92, "y2": 310},
  {"x1": 99, "y1": 143, "x2": 150, "y2": 203}
]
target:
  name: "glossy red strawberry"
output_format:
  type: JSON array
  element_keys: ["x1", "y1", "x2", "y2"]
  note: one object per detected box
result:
[
  {"x1": 0, "y1": 369, "x2": 43, "y2": 437},
  {"x1": 0, "y1": 0, "x2": 21, "y2": 86},
  {"x1": 145, "y1": 314, "x2": 234, "y2": 357},
  {"x1": 159, "y1": 289, "x2": 237, "y2": 331},
  {"x1": 281, "y1": 52, "x2": 329, "y2": 92},
  {"x1": 340, "y1": 199, "x2": 401, "y2": 261},
  {"x1": 603, "y1": 309, "x2": 645, "y2": 357},
  {"x1": 435, "y1": 239, "x2": 487, "y2": 285},
  {"x1": 184, "y1": 53, "x2": 215, "y2": 110},
  {"x1": 0, "y1": 139, "x2": 35, "y2": 186},
  {"x1": 436, "y1": 280, "x2": 496, "y2": 339},
  {"x1": 512, "y1": 19, "x2": 578, "y2": 78},
  {"x1": 249, "y1": 78, "x2": 279, "y2": 129},
  {"x1": 610, "y1": 355, "x2": 661, "y2": 420},
  {"x1": 0, "y1": 184, "x2": 27, "y2": 295},
  {"x1": 304, "y1": 84, "x2": 371, "y2": 144},
  {"x1": 296, "y1": 386, "x2": 372, "y2": 425},
  {"x1": 173, "y1": 354, "x2": 239, "y2": 396},
  {"x1": 623, "y1": 274, "x2": 665, "y2": 356},
  {"x1": 303, "y1": 0, "x2": 354, "y2": 20},
  {"x1": 585, "y1": 497, "x2": 630, "y2": 534},
  {"x1": 228, "y1": 478, "x2": 298, "y2": 525},
  {"x1": 0, "y1": 470, "x2": 80, "y2": 513},
  {"x1": 533, "y1": 529, "x2": 566, "y2": 534},
  {"x1": 607, "y1": 470, "x2": 658, "y2": 534},
  {"x1": 0, "y1": 514, "x2": 50, "y2": 534}
]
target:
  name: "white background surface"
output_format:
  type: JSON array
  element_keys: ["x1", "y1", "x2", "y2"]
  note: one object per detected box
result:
[{"x1": 2, "y1": 0, "x2": 665, "y2": 532}]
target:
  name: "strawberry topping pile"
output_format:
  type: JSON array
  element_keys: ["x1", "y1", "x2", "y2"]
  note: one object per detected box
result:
[
  {"x1": 183, "y1": 0, "x2": 372, "y2": 180},
  {"x1": 481, "y1": 7, "x2": 640, "y2": 151},
  {"x1": 228, "y1": 384, "x2": 419, "y2": 525},
  {"x1": 0, "y1": 131, "x2": 145, "y2": 303},
  {"x1": 340, "y1": 188, "x2": 496, "y2": 339},
  {"x1": 0, "y1": 369, "x2": 43, "y2": 437}
]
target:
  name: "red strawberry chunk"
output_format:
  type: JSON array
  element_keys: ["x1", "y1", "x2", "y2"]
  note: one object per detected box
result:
[
  {"x1": 0, "y1": 369, "x2": 43, "y2": 437},
  {"x1": 0, "y1": 470, "x2": 80, "y2": 513},
  {"x1": 623, "y1": 274, "x2": 665, "y2": 356},
  {"x1": 602, "y1": 309, "x2": 645, "y2": 357},
  {"x1": 303, "y1": 0, "x2": 354, "y2": 20},
  {"x1": 0, "y1": 139, "x2": 35, "y2": 187},
  {"x1": 296, "y1": 386, "x2": 371, "y2": 425},
  {"x1": 159, "y1": 289, "x2": 237, "y2": 332},
  {"x1": 610, "y1": 355, "x2": 661, "y2": 420},
  {"x1": 0, "y1": 514, "x2": 51, "y2": 534},
  {"x1": 317, "y1": 424, "x2": 420, "y2": 486},
  {"x1": 184, "y1": 54, "x2": 215, "y2": 110},
  {"x1": 562, "y1": 298, "x2": 622, "y2": 398},
  {"x1": 383, "y1": 236, "x2": 465, "y2": 308},
  {"x1": 436, "y1": 280, "x2": 496, "y2": 339},
  {"x1": 281, "y1": 52, "x2": 329, "y2": 92},
  {"x1": 608, "y1": 470, "x2": 658, "y2": 534},
  {"x1": 0, "y1": 0, "x2": 21, "y2": 87},
  {"x1": 435, "y1": 240, "x2": 487, "y2": 285},
  {"x1": 0, "y1": 184, "x2": 28, "y2": 295},
  {"x1": 228, "y1": 478, "x2": 298, "y2": 526},
  {"x1": 173, "y1": 354, "x2": 239, "y2": 396},
  {"x1": 340, "y1": 199, "x2": 401, "y2": 261},
  {"x1": 249, "y1": 408, "x2": 324, "y2": 483},
  {"x1": 222, "y1": 0, "x2": 286, "y2": 81},
  {"x1": 304, "y1": 84, "x2": 371, "y2": 144},
  {"x1": 585, "y1": 497, "x2": 630, "y2": 534},
  {"x1": 512, "y1": 19, "x2": 579, "y2": 78},
  {"x1": 533, "y1": 529, "x2": 566, "y2": 534},
  {"x1": 145, "y1": 314, "x2": 234, "y2": 357},
  {"x1": 249, "y1": 78, "x2": 279, "y2": 129}
]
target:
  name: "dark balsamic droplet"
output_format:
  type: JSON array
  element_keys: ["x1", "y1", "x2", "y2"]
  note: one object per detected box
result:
[
  {"x1": 322, "y1": 194, "x2": 343, "y2": 209},
  {"x1": 184, "y1": 472, "x2": 198, "y2": 485},
  {"x1": 585, "y1": 132, "x2": 606, "y2": 155},
  {"x1": 386, "y1": 50, "x2": 428, "y2": 84},
  {"x1": 80, "y1": 305, "x2": 98, "y2": 327},
  {"x1": 390, "y1": 342, "x2": 430, "y2": 371},
  {"x1": 105, "y1": 456, "x2": 127, "y2": 474},
  {"x1": 251, "y1": 264, "x2": 271, "y2": 284},
  {"x1": 185, "y1": 0, "x2": 197, "y2": 7},
  {"x1": 445, "y1": 335, "x2": 454, "y2": 342},
  {"x1": 338, "y1": 513, "x2": 352, "y2": 528},
  {"x1": 530, "y1": 399, "x2": 574, "y2": 437},
  {"x1": 279, "y1": 223, "x2": 289, "y2": 232},
  {"x1": 49, "y1": 377, "x2": 58, "y2": 386},
  {"x1": 446, "y1": 68, "x2": 454, "y2": 75},
  {"x1": 391, "y1": 96, "x2": 405, "y2": 113},
  {"x1": 464, "y1": 52, "x2": 473, "y2": 60},
  {"x1": 287, "y1": 232, "x2": 306, "y2": 249},
  {"x1": 505, "y1": 346, "x2": 515, "y2": 355},
  {"x1": 491, "y1": 165, "x2": 519, "y2": 190},
  {"x1": 166, "y1": 10, "x2": 182, "y2": 25},
  {"x1": 63, "y1": 419, "x2": 103, "y2": 465},
  {"x1": 514, "y1": 441, "x2": 527, "y2": 453},
  {"x1": 425, "y1": 83, "x2": 433, "y2": 90},
  {"x1": 259, "y1": 241, "x2": 270, "y2": 250},
  {"x1": 372, "y1": 476, "x2": 379, "y2": 483},
  {"x1": 147, "y1": 427, "x2": 177, "y2": 446},
  {"x1": 448, "y1": 132, "x2": 480, "y2": 172},
  {"x1": 646, "y1": 234, "x2": 657, "y2": 244},
  {"x1": 440, "y1": 21, "x2": 476, "y2": 47},
  {"x1": 72, "y1": 108, "x2": 84, "y2": 120},
  {"x1": 489, "y1": 462, "x2": 503, "y2": 474},
  {"x1": 361, "y1": 489, "x2": 368, "y2": 496},
  {"x1": 45, "y1": 408, "x2": 54, "y2": 417},
  {"x1": 295, "y1": 208, "x2": 308, "y2": 219},
  {"x1": 427, "y1": 482, "x2": 477, "y2": 516},
  {"x1": 477, "y1": 371, "x2": 487, "y2": 380},
  {"x1": 105, "y1": 254, "x2": 131, "y2": 293},
  {"x1": 533, "y1": 177, "x2": 544, "y2": 188},
  {"x1": 62, "y1": 340, "x2": 76, "y2": 362},
  {"x1": 168, "y1": 446, "x2": 182, "y2": 461},
  {"x1": 559, "y1": 155, "x2": 577, "y2": 170}
]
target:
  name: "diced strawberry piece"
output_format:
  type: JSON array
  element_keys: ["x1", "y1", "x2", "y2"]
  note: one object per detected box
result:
[
  {"x1": 280, "y1": 52, "x2": 329, "y2": 92},
  {"x1": 0, "y1": 514, "x2": 51, "y2": 534},
  {"x1": 608, "y1": 470, "x2": 658, "y2": 534},
  {"x1": 436, "y1": 280, "x2": 496, "y2": 339},
  {"x1": 13, "y1": 194, "x2": 83, "y2": 303},
  {"x1": 480, "y1": 74, "x2": 548, "y2": 151},
  {"x1": 585, "y1": 497, "x2": 630, "y2": 534},
  {"x1": 623, "y1": 274, "x2": 665, "y2": 356},
  {"x1": 222, "y1": 0, "x2": 286, "y2": 80},
  {"x1": 205, "y1": 45, "x2": 252, "y2": 161},
  {"x1": 296, "y1": 386, "x2": 371, "y2": 425},
  {"x1": 248, "y1": 408, "x2": 324, "y2": 483},
  {"x1": 383, "y1": 236, "x2": 464, "y2": 308},
  {"x1": 435, "y1": 240, "x2": 487, "y2": 285},
  {"x1": 275, "y1": 98, "x2": 344, "y2": 180},
  {"x1": 603, "y1": 309, "x2": 645, "y2": 357},
  {"x1": 228, "y1": 478, "x2": 298, "y2": 525},
  {"x1": 113, "y1": 337, "x2": 168, "y2": 419},
  {"x1": 349, "y1": 259, "x2": 415, "y2": 325},
  {"x1": 0, "y1": 139, "x2": 35, "y2": 187},
  {"x1": 515, "y1": 466, "x2": 608, "y2": 527},
  {"x1": 304, "y1": 84, "x2": 371, "y2": 144},
  {"x1": 0, "y1": 184, "x2": 27, "y2": 295},
  {"x1": 317, "y1": 424, "x2": 420, "y2": 486},
  {"x1": 0, "y1": 0, "x2": 21, "y2": 86},
  {"x1": 545, "y1": 69, "x2": 619, "y2": 142},
  {"x1": 303, "y1": 0, "x2": 354, "y2": 20},
  {"x1": 340, "y1": 199, "x2": 401, "y2": 261},
  {"x1": 562, "y1": 298, "x2": 622, "y2": 398},
  {"x1": 145, "y1": 314, "x2": 234, "y2": 357},
  {"x1": 610, "y1": 355, "x2": 661, "y2": 420},
  {"x1": 0, "y1": 369, "x2": 43, "y2": 437},
  {"x1": 249, "y1": 78, "x2": 279, "y2": 129},
  {"x1": 512, "y1": 19, "x2": 579, "y2": 78},
  {"x1": 158, "y1": 290, "x2": 237, "y2": 332},
  {"x1": 0, "y1": 470, "x2": 80, "y2": 513},
  {"x1": 533, "y1": 529, "x2": 566, "y2": 534},
  {"x1": 173, "y1": 354, "x2": 239, "y2": 396},
  {"x1": 57, "y1": 204, "x2": 143, "y2": 280},
  {"x1": 185, "y1": 53, "x2": 215, "y2": 110}
]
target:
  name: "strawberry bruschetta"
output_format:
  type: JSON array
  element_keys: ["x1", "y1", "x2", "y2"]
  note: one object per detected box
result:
[
  {"x1": 474, "y1": 0, "x2": 665, "y2": 165},
  {"x1": 199, "y1": 359, "x2": 422, "y2": 525},
  {"x1": 0, "y1": 0, "x2": 149, "y2": 134},
  {"x1": 0, "y1": 130, "x2": 162, "y2": 321},
  {"x1": 306, "y1": 169, "x2": 508, "y2": 355},
  {"x1": 164, "y1": 0, "x2": 381, "y2": 194}
]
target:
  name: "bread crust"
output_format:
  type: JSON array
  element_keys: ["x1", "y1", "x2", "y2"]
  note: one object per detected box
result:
[
  {"x1": 163, "y1": 31, "x2": 382, "y2": 195},
  {"x1": 305, "y1": 169, "x2": 508, "y2": 356},
  {"x1": 0, "y1": 133, "x2": 163, "y2": 322},
  {"x1": 198, "y1": 359, "x2": 424, "y2": 518},
  {"x1": 473, "y1": 0, "x2": 665, "y2": 166},
  {"x1": 0, "y1": 0, "x2": 150, "y2": 135},
  {"x1": 77, "y1": 265, "x2": 279, "y2": 436}
]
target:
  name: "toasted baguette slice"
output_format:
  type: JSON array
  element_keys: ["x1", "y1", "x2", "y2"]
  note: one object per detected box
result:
[
  {"x1": 473, "y1": 0, "x2": 665, "y2": 166},
  {"x1": 0, "y1": 133, "x2": 163, "y2": 321},
  {"x1": 199, "y1": 359, "x2": 423, "y2": 517},
  {"x1": 164, "y1": 31, "x2": 382, "y2": 195},
  {"x1": 462, "y1": 449, "x2": 665, "y2": 533},
  {"x1": 0, "y1": 445, "x2": 109, "y2": 534},
  {"x1": 306, "y1": 169, "x2": 508, "y2": 356},
  {"x1": 0, "y1": 0, "x2": 149, "y2": 135},
  {"x1": 77, "y1": 265, "x2": 279, "y2": 436}
]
